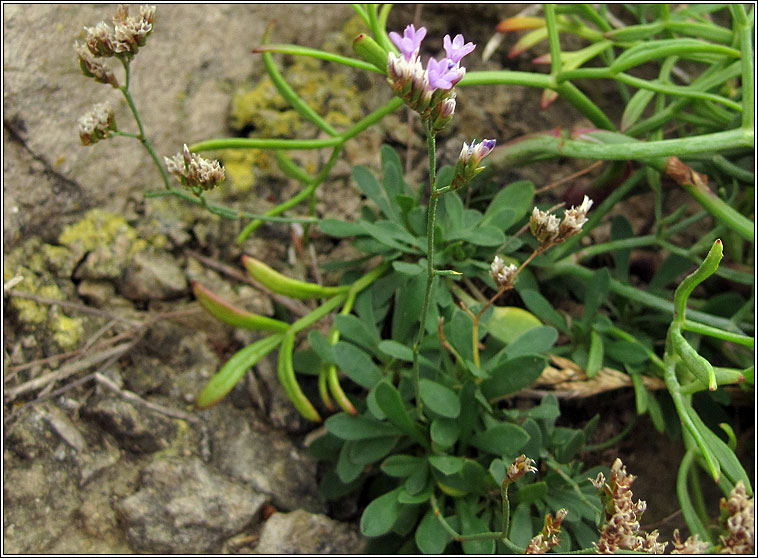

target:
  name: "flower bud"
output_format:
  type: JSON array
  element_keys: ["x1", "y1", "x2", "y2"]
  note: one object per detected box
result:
[
  {"x1": 450, "y1": 139, "x2": 496, "y2": 190},
  {"x1": 429, "y1": 96, "x2": 456, "y2": 133}
]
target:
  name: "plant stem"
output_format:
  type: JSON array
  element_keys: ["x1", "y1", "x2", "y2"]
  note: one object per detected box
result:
[
  {"x1": 544, "y1": 261, "x2": 747, "y2": 334},
  {"x1": 730, "y1": 4, "x2": 754, "y2": 130},
  {"x1": 429, "y1": 494, "x2": 525, "y2": 552},
  {"x1": 236, "y1": 146, "x2": 342, "y2": 243},
  {"x1": 144, "y1": 188, "x2": 320, "y2": 223},
  {"x1": 118, "y1": 58, "x2": 171, "y2": 190},
  {"x1": 412, "y1": 121, "x2": 440, "y2": 417},
  {"x1": 677, "y1": 447, "x2": 713, "y2": 542}
]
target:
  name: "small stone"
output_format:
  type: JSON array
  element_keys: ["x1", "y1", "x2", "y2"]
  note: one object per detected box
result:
[
  {"x1": 116, "y1": 457, "x2": 266, "y2": 554},
  {"x1": 253, "y1": 509, "x2": 365, "y2": 554},
  {"x1": 77, "y1": 279, "x2": 116, "y2": 306},
  {"x1": 208, "y1": 407, "x2": 324, "y2": 513},
  {"x1": 119, "y1": 250, "x2": 188, "y2": 301},
  {"x1": 82, "y1": 396, "x2": 176, "y2": 454}
]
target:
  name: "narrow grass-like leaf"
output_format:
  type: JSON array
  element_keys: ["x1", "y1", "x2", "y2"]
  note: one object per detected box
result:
[{"x1": 196, "y1": 334, "x2": 283, "y2": 407}]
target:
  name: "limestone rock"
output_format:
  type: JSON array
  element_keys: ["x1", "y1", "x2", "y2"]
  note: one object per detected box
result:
[
  {"x1": 116, "y1": 457, "x2": 266, "y2": 553},
  {"x1": 253, "y1": 509, "x2": 365, "y2": 554}
]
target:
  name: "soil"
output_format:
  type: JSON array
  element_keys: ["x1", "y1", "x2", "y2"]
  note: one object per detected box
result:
[{"x1": 3, "y1": 4, "x2": 753, "y2": 554}]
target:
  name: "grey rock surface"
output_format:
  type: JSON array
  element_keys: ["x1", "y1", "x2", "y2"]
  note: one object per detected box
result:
[
  {"x1": 209, "y1": 406, "x2": 326, "y2": 514},
  {"x1": 118, "y1": 249, "x2": 188, "y2": 300},
  {"x1": 253, "y1": 509, "x2": 366, "y2": 554},
  {"x1": 82, "y1": 394, "x2": 177, "y2": 453},
  {"x1": 116, "y1": 456, "x2": 266, "y2": 554}
]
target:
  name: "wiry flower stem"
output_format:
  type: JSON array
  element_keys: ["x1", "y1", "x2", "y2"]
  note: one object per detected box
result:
[
  {"x1": 412, "y1": 120, "x2": 439, "y2": 418},
  {"x1": 118, "y1": 57, "x2": 171, "y2": 190}
]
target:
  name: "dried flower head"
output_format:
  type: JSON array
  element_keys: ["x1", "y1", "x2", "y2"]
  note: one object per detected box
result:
[
  {"x1": 525, "y1": 508, "x2": 567, "y2": 554},
  {"x1": 559, "y1": 195, "x2": 593, "y2": 239},
  {"x1": 716, "y1": 480, "x2": 754, "y2": 554},
  {"x1": 506, "y1": 454, "x2": 538, "y2": 484},
  {"x1": 670, "y1": 530, "x2": 711, "y2": 554},
  {"x1": 78, "y1": 102, "x2": 116, "y2": 145},
  {"x1": 83, "y1": 21, "x2": 115, "y2": 57},
  {"x1": 81, "y1": 4, "x2": 155, "y2": 60},
  {"x1": 164, "y1": 144, "x2": 225, "y2": 194},
  {"x1": 530, "y1": 195, "x2": 592, "y2": 249},
  {"x1": 530, "y1": 207, "x2": 561, "y2": 246},
  {"x1": 592, "y1": 458, "x2": 667, "y2": 554},
  {"x1": 75, "y1": 42, "x2": 119, "y2": 87},
  {"x1": 490, "y1": 256, "x2": 517, "y2": 290},
  {"x1": 111, "y1": 4, "x2": 156, "y2": 56}
]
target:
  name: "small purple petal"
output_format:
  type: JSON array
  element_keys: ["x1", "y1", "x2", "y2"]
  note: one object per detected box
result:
[
  {"x1": 427, "y1": 56, "x2": 465, "y2": 90},
  {"x1": 390, "y1": 24, "x2": 427, "y2": 60},
  {"x1": 443, "y1": 34, "x2": 475, "y2": 63}
]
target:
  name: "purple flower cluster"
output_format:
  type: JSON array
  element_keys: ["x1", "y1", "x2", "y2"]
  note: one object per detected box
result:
[{"x1": 386, "y1": 24, "x2": 475, "y2": 126}]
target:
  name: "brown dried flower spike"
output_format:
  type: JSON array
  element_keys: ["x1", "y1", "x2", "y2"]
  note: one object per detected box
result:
[
  {"x1": 525, "y1": 508, "x2": 568, "y2": 554},
  {"x1": 716, "y1": 480, "x2": 754, "y2": 554},
  {"x1": 506, "y1": 454, "x2": 538, "y2": 483},
  {"x1": 591, "y1": 458, "x2": 667, "y2": 554},
  {"x1": 164, "y1": 144, "x2": 225, "y2": 195}
]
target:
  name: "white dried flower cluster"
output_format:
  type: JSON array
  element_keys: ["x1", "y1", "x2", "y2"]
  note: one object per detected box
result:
[
  {"x1": 490, "y1": 255, "x2": 517, "y2": 290},
  {"x1": 75, "y1": 5, "x2": 155, "y2": 86},
  {"x1": 164, "y1": 144, "x2": 225, "y2": 193},
  {"x1": 530, "y1": 195, "x2": 593, "y2": 248},
  {"x1": 82, "y1": 4, "x2": 156, "y2": 58},
  {"x1": 560, "y1": 195, "x2": 593, "y2": 237},
  {"x1": 591, "y1": 458, "x2": 667, "y2": 554},
  {"x1": 78, "y1": 102, "x2": 116, "y2": 145},
  {"x1": 530, "y1": 207, "x2": 561, "y2": 245}
]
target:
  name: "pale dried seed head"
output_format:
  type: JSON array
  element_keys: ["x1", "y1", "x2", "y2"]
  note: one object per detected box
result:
[
  {"x1": 165, "y1": 144, "x2": 225, "y2": 192},
  {"x1": 84, "y1": 21, "x2": 115, "y2": 57},
  {"x1": 671, "y1": 530, "x2": 711, "y2": 554},
  {"x1": 506, "y1": 454, "x2": 537, "y2": 483},
  {"x1": 78, "y1": 102, "x2": 116, "y2": 145},
  {"x1": 490, "y1": 256, "x2": 517, "y2": 289}
]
